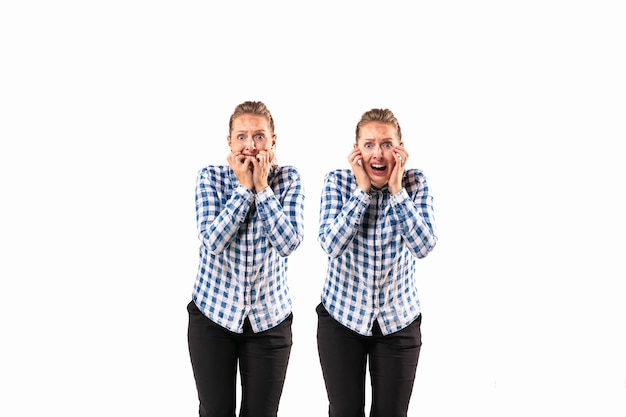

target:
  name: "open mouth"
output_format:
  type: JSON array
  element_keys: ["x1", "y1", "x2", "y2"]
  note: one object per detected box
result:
[{"x1": 371, "y1": 164, "x2": 387, "y2": 173}]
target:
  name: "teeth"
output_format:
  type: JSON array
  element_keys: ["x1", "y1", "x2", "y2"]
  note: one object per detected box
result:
[{"x1": 372, "y1": 164, "x2": 386, "y2": 169}]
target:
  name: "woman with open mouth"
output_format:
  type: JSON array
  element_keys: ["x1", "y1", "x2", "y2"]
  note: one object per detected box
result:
[{"x1": 316, "y1": 108, "x2": 438, "y2": 417}]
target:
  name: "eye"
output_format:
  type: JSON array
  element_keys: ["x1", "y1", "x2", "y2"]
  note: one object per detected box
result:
[
  {"x1": 383, "y1": 142, "x2": 394, "y2": 149},
  {"x1": 236, "y1": 134, "x2": 245, "y2": 140},
  {"x1": 363, "y1": 143, "x2": 372, "y2": 149},
  {"x1": 254, "y1": 134, "x2": 265, "y2": 141}
]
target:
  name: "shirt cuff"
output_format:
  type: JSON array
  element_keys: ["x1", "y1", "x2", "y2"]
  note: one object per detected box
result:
[
  {"x1": 354, "y1": 187, "x2": 371, "y2": 205},
  {"x1": 234, "y1": 184, "x2": 255, "y2": 202},
  {"x1": 390, "y1": 188, "x2": 409, "y2": 205},
  {"x1": 255, "y1": 186, "x2": 273, "y2": 203}
]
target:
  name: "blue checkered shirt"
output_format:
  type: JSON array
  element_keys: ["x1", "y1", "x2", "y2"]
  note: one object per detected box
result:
[
  {"x1": 318, "y1": 168, "x2": 437, "y2": 336},
  {"x1": 192, "y1": 165, "x2": 305, "y2": 333}
]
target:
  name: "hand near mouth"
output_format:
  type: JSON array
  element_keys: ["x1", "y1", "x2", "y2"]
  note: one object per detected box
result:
[
  {"x1": 227, "y1": 151, "x2": 254, "y2": 191},
  {"x1": 250, "y1": 150, "x2": 273, "y2": 192}
]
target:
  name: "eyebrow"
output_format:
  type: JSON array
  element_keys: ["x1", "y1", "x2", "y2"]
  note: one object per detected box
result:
[
  {"x1": 235, "y1": 130, "x2": 267, "y2": 135},
  {"x1": 360, "y1": 137, "x2": 394, "y2": 142}
]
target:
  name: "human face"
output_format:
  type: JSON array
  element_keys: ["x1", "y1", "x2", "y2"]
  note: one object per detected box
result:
[
  {"x1": 355, "y1": 122, "x2": 402, "y2": 189},
  {"x1": 228, "y1": 114, "x2": 275, "y2": 156}
]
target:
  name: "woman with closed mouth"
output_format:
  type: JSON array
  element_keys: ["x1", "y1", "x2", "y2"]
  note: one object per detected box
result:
[{"x1": 187, "y1": 100, "x2": 304, "y2": 417}]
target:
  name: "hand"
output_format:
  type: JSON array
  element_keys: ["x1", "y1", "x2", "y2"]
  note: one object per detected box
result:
[
  {"x1": 227, "y1": 151, "x2": 254, "y2": 191},
  {"x1": 389, "y1": 146, "x2": 408, "y2": 195},
  {"x1": 250, "y1": 149, "x2": 274, "y2": 192},
  {"x1": 348, "y1": 148, "x2": 371, "y2": 193}
]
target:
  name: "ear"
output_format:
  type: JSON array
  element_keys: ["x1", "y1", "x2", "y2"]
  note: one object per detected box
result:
[
  {"x1": 353, "y1": 143, "x2": 358, "y2": 150},
  {"x1": 272, "y1": 134, "x2": 277, "y2": 148},
  {"x1": 227, "y1": 135, "x2": 232, "y2": 148}
]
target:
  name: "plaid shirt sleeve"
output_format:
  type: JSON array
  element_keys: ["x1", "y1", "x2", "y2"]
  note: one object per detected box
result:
[
  {"x1": 195, "y1": 166, "x2": 255, "y2": 254},
  {"x1": 255, "y1": 166, "x2": 305, "y2": 256},
  {"x1": 389, "y1": 170, "x2": 438, "y2": 258},
  {"x1": 318, "y1": 170, "x2": 371, "y2": 257}
]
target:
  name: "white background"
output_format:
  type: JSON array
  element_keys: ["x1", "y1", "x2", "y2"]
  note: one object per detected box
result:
[{"x1": 1, "y1": 1, "x2": 625, "y2": 416}]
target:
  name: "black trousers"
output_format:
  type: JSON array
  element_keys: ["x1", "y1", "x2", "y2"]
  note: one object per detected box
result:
[
  {"x1": 187, "y1": 301, "x2": 293, "y2": 417},
  {"x1": 316, "y1": 303, "x2": 422, "y2": 417}
]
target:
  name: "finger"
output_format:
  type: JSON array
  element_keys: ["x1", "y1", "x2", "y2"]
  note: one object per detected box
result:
[{"x1": 256, "y1": 154, "x2": 269, "y2": 167}]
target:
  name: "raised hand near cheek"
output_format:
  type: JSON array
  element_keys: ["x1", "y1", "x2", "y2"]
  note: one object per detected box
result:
[
  {"x1": 348, "y1": 148, "x2": 371, "y2": 193},
  {"x1": 227, "y1": 151, "x2": 254, "y2": 191},
  {"x1": 389, "y1": 146, "x2": 408, "y2": 195}
]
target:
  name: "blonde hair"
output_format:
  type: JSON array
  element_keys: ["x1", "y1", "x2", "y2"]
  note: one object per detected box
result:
[
  {"x1": 355, "y1": 108, "x2": 402, "y2": 142},
  {"x1": 229, "y1": 101, "x2": 275, "y2": 135}
]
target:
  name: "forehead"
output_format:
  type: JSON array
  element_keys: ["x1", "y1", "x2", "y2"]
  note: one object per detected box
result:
[
  {"x1": 358, "y1": 122, "x2": 399, "y2": 141},
  {"x1": 232, "y1": 114, "x2": 270, "y2": 131}
]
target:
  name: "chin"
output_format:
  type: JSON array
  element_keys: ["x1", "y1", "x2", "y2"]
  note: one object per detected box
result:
[{"x1": 370, "y1": 180, "x2": 389, "y2": 189}]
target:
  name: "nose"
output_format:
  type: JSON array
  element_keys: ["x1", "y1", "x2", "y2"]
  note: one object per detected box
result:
[{"x1": 244, "y1": 136, "x2": 256, "y2": 150}]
